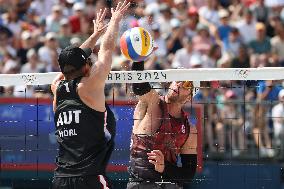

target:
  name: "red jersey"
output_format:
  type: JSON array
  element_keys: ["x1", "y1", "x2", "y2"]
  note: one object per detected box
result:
[{"x1": 129, "y1": 98, "x2": 190, "y2": 180}]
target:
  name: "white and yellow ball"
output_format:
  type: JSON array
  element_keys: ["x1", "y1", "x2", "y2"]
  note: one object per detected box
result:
[{"x1": 120, "y1": 27, "x2": 154, "y2": 62}]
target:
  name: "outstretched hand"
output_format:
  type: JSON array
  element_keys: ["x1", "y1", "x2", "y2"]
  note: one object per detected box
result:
[
  {"x1": 93, "y1": 8, "x2": 108, "y2": 34},
  {"x1": 110, "y1": 0, "x2": 131, "y2": 22}
]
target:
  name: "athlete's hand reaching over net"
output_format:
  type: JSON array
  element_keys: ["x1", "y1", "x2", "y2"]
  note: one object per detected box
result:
[
  {"x1": 93, "y1": 8, "x2": 108, "y2": 35},
  {"x1": 110, "y1": 0, "x2": 131, "y2": 23}
]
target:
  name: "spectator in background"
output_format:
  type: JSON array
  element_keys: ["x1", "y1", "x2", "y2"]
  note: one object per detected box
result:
[
  {"x1": 172, "y1": 37, "x2": 201, "y2": 69},
  {"x1": 223, "y1": 28, "x2": 243, "y2": 58},
  {"x1": 192, "y1": 24, "x2": 214, "y2": 56},
  {"x1": 228, "y1": 0, "x2": 246, "y2": 22},
  {"x1": 138, "y1": 6, "x2": 155, "y2": 33},
  {"x1": 69, "y1": 2, "x2": 89, "y2": 35},
  {"x1": 272, "y1": 89, "x2": 284, "y2": 149},
  {"x1": 22, "y1": 7, "x2": 39, "y2": 28},
  {"x1": 57, "y1": 19, "x2": 72, "y2": 49},
  {"x1": 196, "y1": 83, "x2": 225, "y2": 153},
  {"x1": 188, "y1": 0, "x2": 207, "y2": 9},
  {"x1": 236, "y1": 8, "x2": 257, "y2": 44},
  {"x1": 172, "y1": 0, "x2": 188, "y2": 21},
  {"x1": 85, "y1": 0, "x2": 97, "y2": 20},
  {"x1": 222, "y1": 90, "x2": 245, "y2": 157},
  {"x1": 157, "y1": 3, "x2": 173, "y2": 37},
  {"x1": 46, "y1": 5, "x2": 63, "y2": 33},
  {"x1": 30, "y1": 0, "x2": 57, "y2": 18},
  {"x1": 215, "y1": 9, "x2": 232, "y2": 44},
  {"x1": 271, "y1": 21, "x2": 284, "y2": 66},
  {"x1": 166, "y1": 18, "x2": 184, "y2": 55},
  {"x1": 185, "y1": 6, "x2": 199, "y2": 39},
  {"x1": 70, "y1": 37, "x2": 82, "y2": 47},
  {"x1": 1, "y1": 50, "x2": 19, "y2": 74},
  {"x1": 190, "y1": 53, "x2": 203, "y2": 68},
  {"x1": 203, "y1": 44, "x2": 222, "y2": 68},
  {"x1": 249, "y1": 22, "x2": 271, "y2": 55},
  {"x1": 254, "y1": 80, "x2": 282, "y2": 157},
  {"x1": 231, "y1": 44, "x2": 251, "y2": 68},
  {"x1": 198, "y1": 0, "x2": 220, "y2": 32},
  {"x1": 250, "y1": 0, "x2": 270, "y2": 23},
  {"x1": 2, "y1": 6, "x2": 22, "y2": 38},
  {"x1": 151, "y1": 24, "x2": 167, "y2": 60},
  {"x1": 0, "y1": 27, "x2": 16, "y2": 63},
  {"x1": 38, "y1": 32, "x2": 60, "y2": 72},
  {"x1": 33, "y1": 18, "x2": 47, "y2": 42},
  {"x1": 17, "y1": 31, "x2": 35, "y2": 65},
  {"x1": 21, "y1": 49, "x2": 45, "y2": 73}
]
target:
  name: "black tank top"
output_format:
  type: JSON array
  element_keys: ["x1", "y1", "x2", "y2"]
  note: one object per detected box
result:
[{"x1": 54, "y1": 77, "x2": 116, "y2": 177}]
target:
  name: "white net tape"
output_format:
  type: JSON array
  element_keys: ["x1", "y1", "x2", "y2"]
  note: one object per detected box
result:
[{"x1": 1, "y1": 67, "x2": 284, "y2": 86}]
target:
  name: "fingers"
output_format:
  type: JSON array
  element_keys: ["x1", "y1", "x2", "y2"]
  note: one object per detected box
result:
[
  {"x1": 147, "y1": 150, "x2": 164, "y2": 163},
  {"x1": 148, "y1": 155, "x2": 162, "y2": 165},
  {"x1": 152, "y1": 150, "x2": 164, "y2": 158},
  {"x1": 96, "y1": 9, "x2": 102, "y2": 21},
  {"x1": 100, "y1": 8, "x2": 107, "y2": 21},
  {"x1": 148, "y1": 160, "x2": 157, "y2": 165},
  {"x1": 113, "y1": 0, "x2": 130, "y2": 14},
  {"x1": 98, "y1": 23, "x2": 109, "y2": 32},
  {"x1": 115, "y1": 2, "x2": 122, "y2": 12},
  {"x1": 120, "y1": 1, "x2": 131, "y2": 13},
  {"x1": 96, "y1": 8, "x2": 107, "y2": 22}
]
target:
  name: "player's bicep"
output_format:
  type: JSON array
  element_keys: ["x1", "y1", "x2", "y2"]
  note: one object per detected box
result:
[
  {"x1": 83, "y1": 60, "x2": 111, "y2": 89},
  {"x1": 133, "y1": 90, "x2": 160, "y2": 128}
]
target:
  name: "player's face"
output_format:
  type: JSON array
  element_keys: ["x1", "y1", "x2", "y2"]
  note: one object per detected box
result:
[{"x1": 167, "y1": 81, "x2": 193, "y2": 103}]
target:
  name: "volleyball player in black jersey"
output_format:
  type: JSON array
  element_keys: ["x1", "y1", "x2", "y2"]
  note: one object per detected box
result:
[{"x1": 50, "y1": 1, "x2": 130, "y2": 189}]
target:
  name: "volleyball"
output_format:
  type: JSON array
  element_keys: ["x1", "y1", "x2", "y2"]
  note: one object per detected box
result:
[{"x1": 120, "y1": 27, "x2": 154, "y2": 62}]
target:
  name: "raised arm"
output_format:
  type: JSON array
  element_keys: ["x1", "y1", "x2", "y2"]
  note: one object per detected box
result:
[
  {"x1": 80, "y1": 8, "x2": 108, "y2": 50},
  {"x1": 87, "y1": 1, "x2": 130, "y2": 87},
  {"x1": 52, "y1": 9, "x2": 108, "y2": 110},
  {"x1": 132, "y1": 60, "x2": 161, "y2": 132},
  {"x1": 132, "y1": 47, "x2": 159, "y2": 103}
]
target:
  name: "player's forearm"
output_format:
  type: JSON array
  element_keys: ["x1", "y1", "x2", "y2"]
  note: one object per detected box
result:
[
  {"x1": 100, "y1": 19, "x2": 119, "y2": 54},
  {"x1": 132, "y1": 61, "x2": 152, "y2": 96},
  {"x1": 80, "y1": 32, "x2": 101, "y2": 50}
]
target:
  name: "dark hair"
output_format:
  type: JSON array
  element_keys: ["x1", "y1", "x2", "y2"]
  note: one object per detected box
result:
[
  {"x1": 63, "y1": 64, "x2": 85, "y2": 80},
  {"x1": 208, "y1": 44, "x2": 220, "y2": 57}
]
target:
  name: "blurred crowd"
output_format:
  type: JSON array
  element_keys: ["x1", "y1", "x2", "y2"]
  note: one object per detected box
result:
[{"x1": 0, "y1": 0, "x2": 284, "y2": 159}]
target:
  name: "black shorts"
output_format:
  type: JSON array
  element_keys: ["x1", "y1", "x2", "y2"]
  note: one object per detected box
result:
[{"x1": 52, "y1": 175, "x2": 111, "y2": 189}]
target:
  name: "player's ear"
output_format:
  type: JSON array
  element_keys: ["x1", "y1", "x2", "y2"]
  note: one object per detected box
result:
[{"x1": 82, "y1": 65, "x2": 89, "y2": 76}]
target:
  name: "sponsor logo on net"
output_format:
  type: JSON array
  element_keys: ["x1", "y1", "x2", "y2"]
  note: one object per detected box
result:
[{"x1": 107, "y1": 71, "x2": 167, "y2": 82}]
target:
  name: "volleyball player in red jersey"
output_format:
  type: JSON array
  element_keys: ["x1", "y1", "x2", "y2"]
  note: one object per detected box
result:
[{"x1": 127, "y1": 60, "x2": 198, "y2": 189}]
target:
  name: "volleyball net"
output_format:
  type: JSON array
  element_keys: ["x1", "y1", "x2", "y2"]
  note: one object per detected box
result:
[{"x1": 0, "y1": 68, "x2": 284, "y2": 186}]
